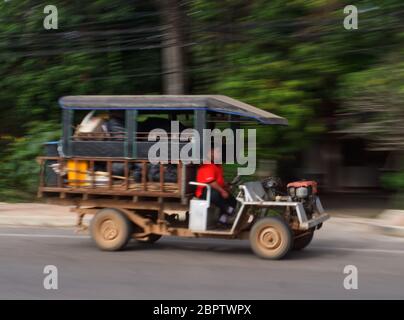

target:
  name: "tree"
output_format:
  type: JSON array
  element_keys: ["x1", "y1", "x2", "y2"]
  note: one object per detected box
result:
[
  {"x1": 0, "y1": 0, "x2": 162, "y2": 200},
  {"x1": 339, "y1": 51, "x2": 404, "y2": 199},
  {"x1": 156, "y1": 0, "x2": 187, "y2": 94}
]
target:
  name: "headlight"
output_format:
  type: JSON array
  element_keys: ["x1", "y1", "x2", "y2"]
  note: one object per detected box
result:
[{"x1": 296, "y1": 187, "x2": 308, "y2": 198}]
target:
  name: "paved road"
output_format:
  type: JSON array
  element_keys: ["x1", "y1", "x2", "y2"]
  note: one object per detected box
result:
[{"x1": 0, "y1": 218, "x2": 403, "y2": 299}]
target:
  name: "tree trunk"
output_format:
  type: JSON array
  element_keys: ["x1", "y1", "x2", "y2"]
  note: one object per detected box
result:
[{"x1": 157, "y1": 0, "x2": 186, "y2": 94}]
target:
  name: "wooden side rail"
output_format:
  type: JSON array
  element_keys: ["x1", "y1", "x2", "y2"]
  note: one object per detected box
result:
[{"x1": 37, "y1": 156, "x2": 183, "y2": 198}]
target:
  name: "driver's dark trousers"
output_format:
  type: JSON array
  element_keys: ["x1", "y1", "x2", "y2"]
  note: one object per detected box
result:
[{"x1": 201, "y1": 188, "x2": 237, "y2": 216}]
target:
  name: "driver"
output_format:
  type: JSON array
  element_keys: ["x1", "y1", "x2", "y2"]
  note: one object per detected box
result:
[{"x1": 195, "y1": 146, "x2": 237, "y2": 225}]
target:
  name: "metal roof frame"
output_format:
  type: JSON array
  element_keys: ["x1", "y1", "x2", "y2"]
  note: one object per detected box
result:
[{"x1": 59, "y1": 95, "x2": 288, "y2": 125}]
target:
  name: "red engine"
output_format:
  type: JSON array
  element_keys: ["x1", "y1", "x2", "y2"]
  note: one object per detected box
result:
[
  {"x1": 287, "y1": 180, "x2": 318, "y2": 197},
  {"x1": 287, "y1": 180, "x2": 318, "y2": 216}
]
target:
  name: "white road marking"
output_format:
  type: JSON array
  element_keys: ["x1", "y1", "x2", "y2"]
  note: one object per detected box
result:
[
  {"x1": 311, "y1": 246, "x2": 404, "y2": 255},
  {"x1": 0, "y1": 232, "x2": 89, "y2": 239}
]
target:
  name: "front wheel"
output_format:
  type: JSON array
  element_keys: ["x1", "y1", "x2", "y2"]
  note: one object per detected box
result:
[
  {"x1": 249, "y1": 217, "x2": 293, "y2": 260},
  {"x1": 90, "y1": 208, "x2": 132, "y2": 251}
]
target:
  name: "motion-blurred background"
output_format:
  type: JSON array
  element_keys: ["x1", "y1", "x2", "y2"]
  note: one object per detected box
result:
[{"x1": 0, "y1": 0, "x2": 402, "y2": 211}]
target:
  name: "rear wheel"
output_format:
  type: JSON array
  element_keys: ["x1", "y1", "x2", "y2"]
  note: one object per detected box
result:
[
  {"x1": 249, "y1": 216, "x2": 292, "y2": 260},
  {"x1": 293, "y1": 230, "x2": 314, "y2": 250},
  {"x1": 135, "y1": 234, "x2": 162, "y2": 244},
  {"x1": 90, "y1": 208, "x2": 132, "y2": 251}
]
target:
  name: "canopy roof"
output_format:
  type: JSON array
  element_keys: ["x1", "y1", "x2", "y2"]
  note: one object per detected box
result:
[{"x1": 59, "y1": 95, "x2": 288, "y2": 125}]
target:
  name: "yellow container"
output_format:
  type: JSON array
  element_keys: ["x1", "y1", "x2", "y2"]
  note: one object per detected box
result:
[{"x1": 67, "y1": 160, "x2": 88, "y2": 186}]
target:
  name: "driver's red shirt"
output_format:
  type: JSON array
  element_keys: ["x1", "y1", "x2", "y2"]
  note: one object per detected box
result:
[{"x1": 195, "y1": 163, "x2": 225, "y2": 198}]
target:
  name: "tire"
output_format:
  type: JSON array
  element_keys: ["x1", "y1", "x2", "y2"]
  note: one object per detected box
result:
[
  {"x1": 249, "y1": 216, "x2": 293, "y2": 260},
  {"x1": 293, "y1": 230, "x2": 314, "y2": 250},
  {"x1": 90, "y1": 208, "x2": 132, "y2": 251},
  {"x1": 135, "y1": 234, "x2": 162, "y2": 244}
]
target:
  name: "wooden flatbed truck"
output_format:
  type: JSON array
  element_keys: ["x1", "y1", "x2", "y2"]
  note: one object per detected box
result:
[{"x1": 38, "y1": 95, "x2": 329, "y2": 259}]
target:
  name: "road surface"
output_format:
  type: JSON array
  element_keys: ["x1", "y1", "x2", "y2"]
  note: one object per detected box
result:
[{"x1": 0, "y1": 218, "x2": 403, "y2": 299}]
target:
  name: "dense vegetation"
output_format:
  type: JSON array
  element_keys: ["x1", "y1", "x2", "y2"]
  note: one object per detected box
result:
[{"x1": 0, "y1": 0, "x2": 403, "y2": 201}]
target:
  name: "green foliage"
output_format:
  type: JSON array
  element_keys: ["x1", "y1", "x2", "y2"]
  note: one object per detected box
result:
[
  {"x1": 338, "y1": 49, "x2": 404, "y2": 197},
  {"x1": 338, "y1": 53, "x2": 404, "y2": 152},
  {"x1": 0, "y1": 0, "x2": 160, "y2": 200},
  {"x1": 382, "y1": 171, "x2": 404, "y2": 191},
  {"x1": 1, "y1": 0, "x2": 404, "y2": 201},
  {"x1": 188, "y1": 0, "x2": 404, "y2": 196},
  {"x1": 381, "y1": 171, "x2": 404, "y2": 209},
  {"x1": 188, "y1": 0, "x2": 398, "y2": 158},
  {"x1": 0, "y1": 122, "x2": 60, "y2": 201}
]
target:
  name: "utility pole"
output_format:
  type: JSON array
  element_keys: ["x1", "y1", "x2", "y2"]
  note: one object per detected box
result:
[{"x1": 158, "y1": 0, "x2": 186, "y2": 94}]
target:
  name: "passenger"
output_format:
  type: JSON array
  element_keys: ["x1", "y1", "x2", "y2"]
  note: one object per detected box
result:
[
  {"x1": 195, "y1": 146, "x2": 237, "y2": 226},
  {"x1": 106, "y1": 110, "x2": 125, "y2": 139}
]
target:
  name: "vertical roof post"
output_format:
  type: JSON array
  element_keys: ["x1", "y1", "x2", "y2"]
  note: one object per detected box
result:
[
  {"x1": 62, "y1": 109, "x2": 73, "y2": 156},
  {"x1": 194, "y1": 109, "x2": 206, "y2": 163}
]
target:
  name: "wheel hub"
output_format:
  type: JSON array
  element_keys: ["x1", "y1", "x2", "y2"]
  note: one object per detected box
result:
[
  {"x1": 259, "y1": 227, "x2": 281, "y2": 250},
  {"x1": 100, "y1": 219, "x2": 119, "y2": 241}
]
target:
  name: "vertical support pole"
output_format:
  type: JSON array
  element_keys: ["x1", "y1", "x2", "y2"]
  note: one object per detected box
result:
[
  {"x1": 230, "y1": 115, "x2": 240, "y2": 164},
  {"x1": 124, "y1": 159, "x2": 129, "y2": 190},
  {"x1": 132, "y1": 110, "x2": 138, "y2": 159},
  {"x1": 62, "y1": 109, "x2": 73, "y2": 157},
  {"x1": 107, "y1": 160, "x2": 112, "y2": 190},
  {"x1": 158, "y1": 197, "x2": 164, "y2": 222},
  {"x1": 90, "y1": 160, "x2": 95, "y2": 189},
  {"x1": 38, "y1": 159, "x2": 45, "y2": 198},
  {"x1": 142, "y1": 161, "x2": 147, "y2": 191},
  {"x1": 125, "y1": 110, "x2": 136, "y2": 158},
  {"x1": 194, "y1": 109, "x2": 206, "y2": 163},
  {"x1": 177, "y1": 161, "x2": 182, "y2": 197},
  {"x1": 58, "y1": 158, "x2": 63, "y2": 188},
  {"x1": 73, "y1": 159, "x2": 78, "y2": 187}
]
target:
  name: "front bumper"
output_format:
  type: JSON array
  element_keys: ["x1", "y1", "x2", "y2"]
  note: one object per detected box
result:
[
  {"x1": 299, "y1": 212, "x2": 330, "y2": 230},
  {"x1": 295, "y1": 196, "x2": 330, "y2": 230}
]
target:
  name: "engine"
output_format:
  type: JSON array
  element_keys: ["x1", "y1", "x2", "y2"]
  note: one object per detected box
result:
[
  {"x1": 260, "y1": 177, "x2": 319, "y2": 218},
  {"x1": 261, "y1": 177, "x2": 283, "y2": 200},
  {"x1": 287, "y1": 180, "x2": 318, "y2": 216}
]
